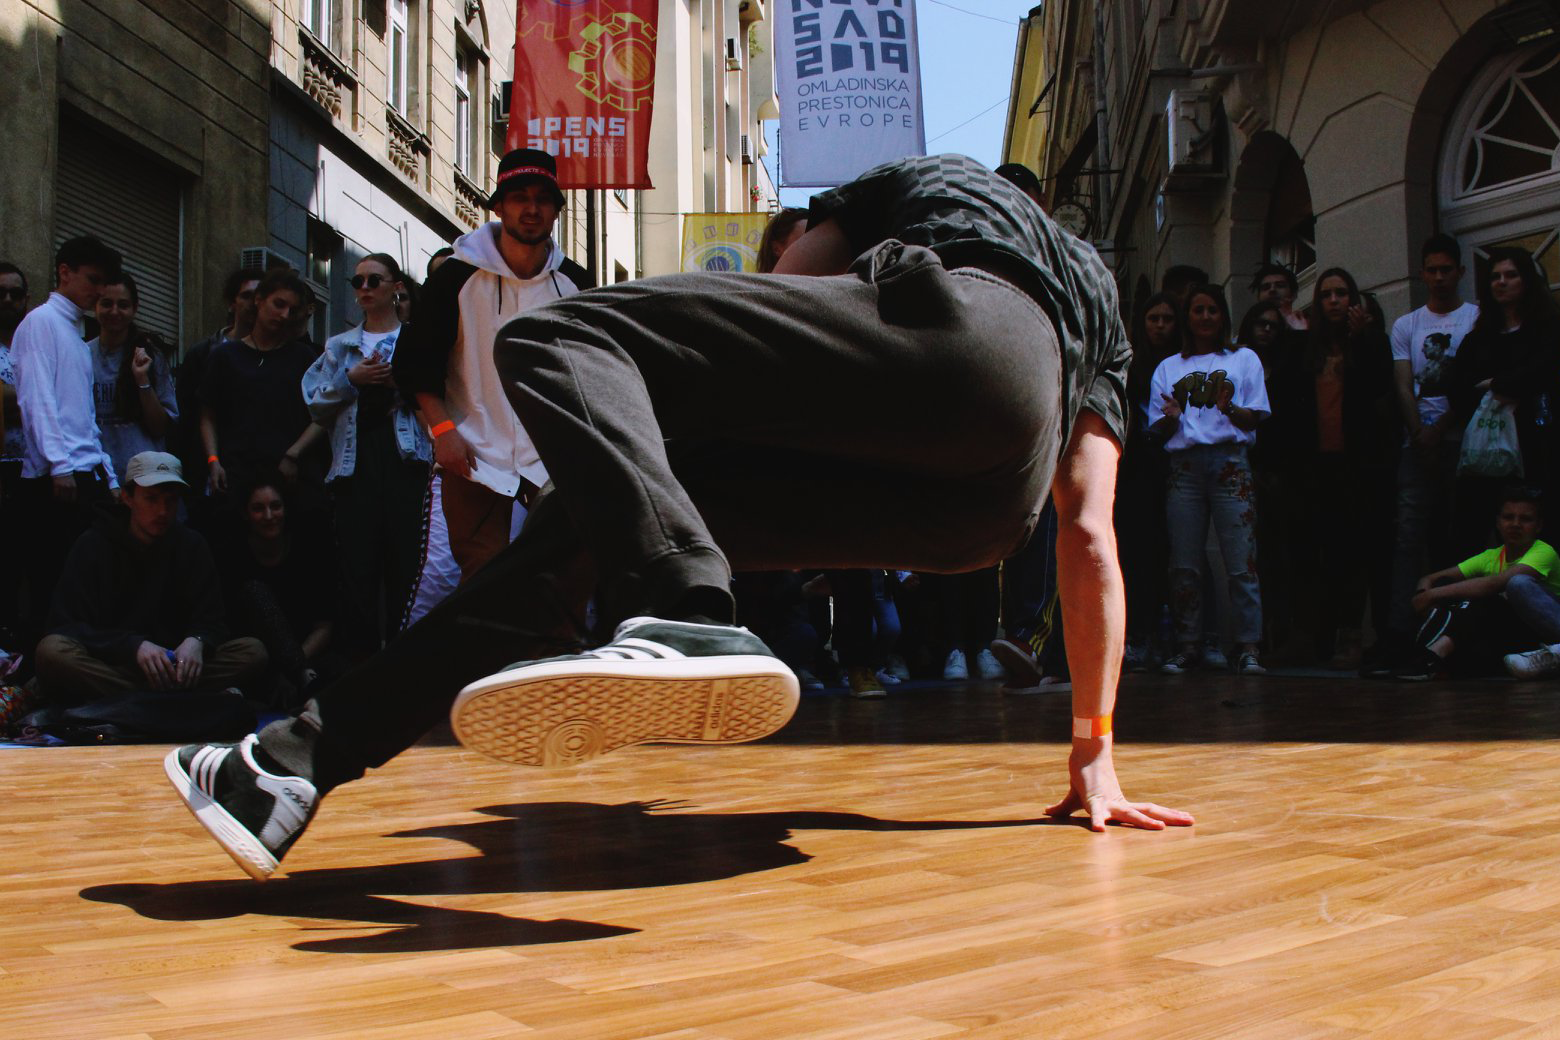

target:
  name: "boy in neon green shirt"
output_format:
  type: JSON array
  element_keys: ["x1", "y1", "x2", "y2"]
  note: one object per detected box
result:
[{"x1": 1395, "y1": 490, "x2": 1554, "y2": 679}]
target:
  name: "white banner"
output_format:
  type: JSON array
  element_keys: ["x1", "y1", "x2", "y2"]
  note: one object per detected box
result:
[{"x1": 775, "y1": 0, "x2": 926, "y2": 188}]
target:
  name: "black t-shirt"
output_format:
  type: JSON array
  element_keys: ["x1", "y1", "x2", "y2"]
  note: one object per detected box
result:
[{"x1": 200, "y1": 338, "x2": 318, "y2": 479}]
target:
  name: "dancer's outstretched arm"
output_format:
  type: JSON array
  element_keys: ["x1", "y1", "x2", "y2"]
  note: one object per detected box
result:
[{"x1": 1046, "y1": 409, "x2": 1195, "y2": 832}]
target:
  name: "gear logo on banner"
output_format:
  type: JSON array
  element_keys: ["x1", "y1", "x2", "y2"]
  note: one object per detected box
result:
[
  {"x1": 511, "y1": 0, "x2": 659, "y2": 187},
  {"x1": 569, "y1": 13, "x2": 657, "y2": 113}
]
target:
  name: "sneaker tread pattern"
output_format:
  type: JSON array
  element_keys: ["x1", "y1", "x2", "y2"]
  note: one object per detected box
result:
[{"x1": 453, "y1": 664, "x2": 798, "y2": 768}]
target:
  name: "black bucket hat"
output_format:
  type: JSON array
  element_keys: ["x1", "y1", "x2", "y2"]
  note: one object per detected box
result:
[{"x1": 487, "y1": 147, "x2": 567, "y2": 210}]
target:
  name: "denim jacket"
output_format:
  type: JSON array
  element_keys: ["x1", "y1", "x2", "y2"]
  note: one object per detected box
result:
[{"x1": 303, "y1": 325, "x2": 432, "y2": 483}]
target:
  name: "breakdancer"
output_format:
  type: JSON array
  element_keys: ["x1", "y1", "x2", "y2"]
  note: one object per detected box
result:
[{"x1": 167, "y1": 154, "x2": 1193, "y2": 880}]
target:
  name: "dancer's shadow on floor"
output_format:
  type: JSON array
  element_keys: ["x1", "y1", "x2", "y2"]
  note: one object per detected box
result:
[{"x1": 83, "y1": 800, "x2": 1050, "y2": 954}]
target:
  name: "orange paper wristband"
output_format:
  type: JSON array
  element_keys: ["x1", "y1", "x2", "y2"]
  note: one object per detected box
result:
[
  {"x1": 207, "y1": 454, "x2": 219, "y2": 465},
  {"x1": 430, "y1": 420, "x2": 456, "y2": 438},
  {"x1": 1072, "y1": 714, "x2": 1112, "y2": 739}
]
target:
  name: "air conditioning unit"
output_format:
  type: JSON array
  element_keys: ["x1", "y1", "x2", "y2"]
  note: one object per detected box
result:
[
  {"x1": 239, "y1": 246, "x2": 289, "y2": 273},
  {"x1": 493, "y1": 81, "x2": 513, "y2": 124},
  {"x1": 1165, "y1": 89, "x2": 1219, "y2": 185},
  {"x1": 725, "y1": 37, "x2": 742, "y2": 71},
  {"x1": 740, "y1": 134, "x2": 755, "y2": 165}
]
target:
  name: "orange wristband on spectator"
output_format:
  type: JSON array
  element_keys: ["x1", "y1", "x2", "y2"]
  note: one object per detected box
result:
[
  {"x1": 430, "y1": 420, "x2": 456, "y2": 438},
  {"x1": 1072, "y1": 714, "x2": 1112, "y2": 739},
  {"x1": 207, "y1": 454, "x2": 219, "y2": 465}
]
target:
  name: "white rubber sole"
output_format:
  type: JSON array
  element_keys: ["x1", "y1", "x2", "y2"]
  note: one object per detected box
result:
[
  {"x1": 989, "y1": 639, "x2": 1042, "y2": 685},
  {"x1": 450, "y1": 654, "x2": 800, "y2": 768},
  {"x1": 163, "y1": 748, "x2": 279, "y2": 881},
  {"x1": 1003, "y1": 677, "x2": 1072, "y2": 696}
]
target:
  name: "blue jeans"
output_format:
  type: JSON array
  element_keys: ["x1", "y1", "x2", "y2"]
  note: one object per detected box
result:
[
  {"x1": 1166, "y1": 444, "x2": 1262, "y2": 645},
  {"x1": 1504, "y1": 573, "x2": 1560, "y2": 644}
]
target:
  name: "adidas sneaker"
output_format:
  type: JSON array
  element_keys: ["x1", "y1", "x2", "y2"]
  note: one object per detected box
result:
[
  {"x1": 451, "y1": 616, "x2": 799, "y2": 768},
  {"x1": 164, "y1": 734, "x2": 318, "y2": 881}
]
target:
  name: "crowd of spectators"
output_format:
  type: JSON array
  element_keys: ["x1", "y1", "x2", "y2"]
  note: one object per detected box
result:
[{"x1": 4, "y1": 157, "x2": 1560, "y2": 740}]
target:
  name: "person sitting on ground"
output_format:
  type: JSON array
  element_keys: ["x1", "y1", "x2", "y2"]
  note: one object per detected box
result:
[
  {"x1": 219, "y1": 479, "x2": 339, "y2": 708},
  {"x1": 1392, "y1": 488, "x2": 1557, "y2": 681},
  {"x1": 33, "y1": 451, "x2": 268, "y2": 705}
]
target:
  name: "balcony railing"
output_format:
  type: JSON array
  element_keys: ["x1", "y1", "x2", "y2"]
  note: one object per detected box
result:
[
  {"x1": 386, "y1": 107, "x2": 430, "y2": 185},
  {"x1": 300, "y1": 28, "x2": 355, "y2": 121},
  {"x1": 453, "y1": 170, "x2": 486, "y2": 228}
]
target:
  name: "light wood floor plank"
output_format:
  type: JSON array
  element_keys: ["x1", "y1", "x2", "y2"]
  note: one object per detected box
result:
[{"x1": 11, "y1": 674, "x2": 1560, "y2": 1037}]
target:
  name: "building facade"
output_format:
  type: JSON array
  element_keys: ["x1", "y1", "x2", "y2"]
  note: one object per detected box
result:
[
  {"x1": 1003, "y1": 0, "x2": 1560, "y2": 327},
  {"x1": 3, "y1": 0, "x2": 778, "y2": 348},
  {"x1": 2, "y1": 0, "x2": 272, "y2": 345}
]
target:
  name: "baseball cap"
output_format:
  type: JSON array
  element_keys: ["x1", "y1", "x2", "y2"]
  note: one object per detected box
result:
[{"x1": 125, "y1": 451, "x2": 188, "y2": 489}]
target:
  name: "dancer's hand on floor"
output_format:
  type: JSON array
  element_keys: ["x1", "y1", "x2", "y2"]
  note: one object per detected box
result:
[{"x1": 1046, "y1": 742, "x2": 1195, "y2": 832}]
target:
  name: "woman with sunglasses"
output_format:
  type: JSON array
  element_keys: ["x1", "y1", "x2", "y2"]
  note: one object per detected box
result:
[
  {"x1": 89, "y1": 271, "x2": 179, "y2": 485},
  {"x1": 1448, "y1": 246, "x2": 1560, "y2": 550},
  {"x1": 302, "y1": 253, "x2": 432, "y2": 655}
]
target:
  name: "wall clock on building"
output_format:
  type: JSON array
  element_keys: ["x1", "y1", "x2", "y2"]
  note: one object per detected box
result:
[{"x1": 1052, "y1": 201, "x2": 1091, "y2": 238}]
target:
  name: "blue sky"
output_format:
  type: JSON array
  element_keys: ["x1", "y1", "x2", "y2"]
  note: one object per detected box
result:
[{"x1": 765, "y1": 0, "x2": 1039, "y2": 207}]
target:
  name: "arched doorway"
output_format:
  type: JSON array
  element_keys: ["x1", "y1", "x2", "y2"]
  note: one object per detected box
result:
[
  {"x1": 1440, "y1": 40, "x2": 1560, "y2": 299},
  {"x1": 1230, "y1": 130, "x2": 1315, "y2": 310}
]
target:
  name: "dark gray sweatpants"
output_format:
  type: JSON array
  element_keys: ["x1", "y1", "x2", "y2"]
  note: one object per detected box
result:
[{"x1": 266, "y1": 241, "x2": 1066, "y2": 789}]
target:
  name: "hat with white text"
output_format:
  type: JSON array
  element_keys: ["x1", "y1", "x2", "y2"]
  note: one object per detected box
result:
[{"x1": 488, "y1": 147, "x2": 567, "y2": 210}]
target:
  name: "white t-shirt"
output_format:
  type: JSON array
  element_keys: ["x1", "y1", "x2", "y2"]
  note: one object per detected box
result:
[
  {"x1": 1148, "y1": 346, "x2": 1271, "y2": 451},
  {"x1": 1390, "y1": 301, "x2": 1478, "y2": 427},
  {"x1": 359, "y1": 325, "x2": 400, "y2": 363}
]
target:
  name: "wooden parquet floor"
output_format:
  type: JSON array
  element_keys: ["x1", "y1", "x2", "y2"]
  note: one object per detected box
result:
[{"x1": 9, "y1": 672, "x2": 1560, "y2": 1039}]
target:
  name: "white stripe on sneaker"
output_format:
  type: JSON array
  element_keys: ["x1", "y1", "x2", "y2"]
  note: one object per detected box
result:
[
  {"x1": 613, "y1": 638, "x2": 685, "y2": 659},
  {"x1": 192, "y1": 745, "x2": 227, "y2": 794}
]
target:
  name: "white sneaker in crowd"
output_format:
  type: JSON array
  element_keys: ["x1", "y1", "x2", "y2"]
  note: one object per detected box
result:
[
  {"x1": 1506, "y1": 644, "x2": 1560, "y2": 679},
  {"x1": 942, "y1": 649, "x2": 969, "y2": 681},
  {"x1": 973, "y1": 649, "x2": 1006, "y2": 681}
]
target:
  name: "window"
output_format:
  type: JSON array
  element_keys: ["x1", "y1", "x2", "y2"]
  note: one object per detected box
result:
[
  {"x1": 1457, "y1": 43, "x2": 1560, "y2": 199},
  {"x1": 455, "y1": 48, "x2": 474, "y2": 175},
  {"x1": 390, "y1": 0, "x2": 410, "y2": 115},
  {"x1": 304, "y1": 0, "x2": 334, "y2": 48},
  {"x1": 1442, "y1": 41, "x2": 1560, "y2": 305},
  {"x1": 305, "y1": 219, "x2": 337, "y2": 346}
]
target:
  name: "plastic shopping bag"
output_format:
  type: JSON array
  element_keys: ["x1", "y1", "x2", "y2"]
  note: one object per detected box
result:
[{"x1": 1458, "y1": 391, "x2": 1524, "y2": 477}]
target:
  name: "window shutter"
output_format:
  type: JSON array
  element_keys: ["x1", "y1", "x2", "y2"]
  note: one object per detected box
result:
[{"x1": 54, "y1": 121, "x2": 183, "y2": 343}]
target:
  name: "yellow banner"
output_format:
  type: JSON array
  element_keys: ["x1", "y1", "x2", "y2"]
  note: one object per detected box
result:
[{"x1": 680, "y1": 212, "x2": 771, "y2": 273}]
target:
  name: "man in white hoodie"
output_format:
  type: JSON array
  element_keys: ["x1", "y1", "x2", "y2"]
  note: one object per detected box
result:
[{"x1": 393, "y1": 148, "x2": 589, "y2": 582}]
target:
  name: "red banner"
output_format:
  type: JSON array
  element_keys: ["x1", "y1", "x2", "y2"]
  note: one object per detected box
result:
[{"x1": 508, "y1": 0, "x2": 658, "y2": 189}]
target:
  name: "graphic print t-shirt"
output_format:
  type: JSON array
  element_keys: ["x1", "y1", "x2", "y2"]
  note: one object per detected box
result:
[
  {"x1": 1390, "y1": 302, "x2": 1478, "y2": 427},
  {"x1": 1147, "y1": 346, "x2": 1271, "y2": 451}
]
